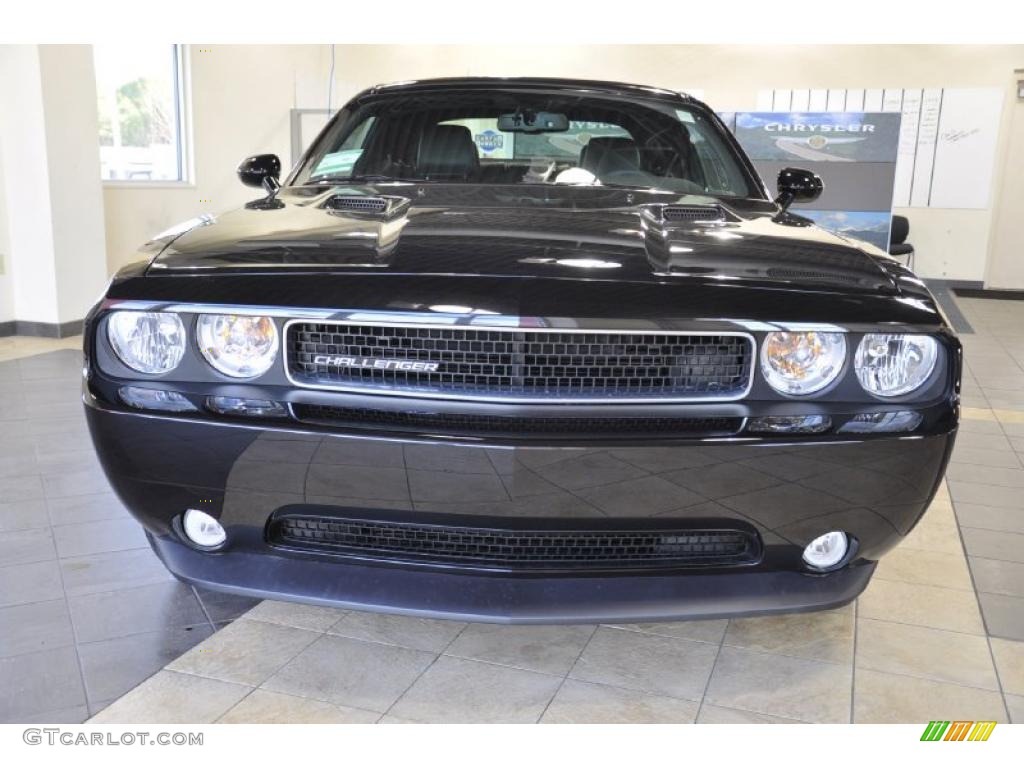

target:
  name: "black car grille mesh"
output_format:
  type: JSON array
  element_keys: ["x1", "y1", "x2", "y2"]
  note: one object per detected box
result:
[
  {"x1": 286, "y1": 323, "x2": 752, "y2": 400},
  {"x1": 292, "y1": 404, "x2": 743, "y2": 438},
  {"x1": 270, "y1": 515, "x2": 761, "y2": 571}
]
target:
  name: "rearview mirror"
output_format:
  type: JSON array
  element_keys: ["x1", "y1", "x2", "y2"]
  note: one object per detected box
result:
[
  {"x1": 237, "y1": 154, "x2": 281, "y2": 193},
  {"x1": 497, "y1": 111, "x2": 569, "y2": 133},
  {"x1": 775, "y1": 167, "x2": 823, "y2": 210}
]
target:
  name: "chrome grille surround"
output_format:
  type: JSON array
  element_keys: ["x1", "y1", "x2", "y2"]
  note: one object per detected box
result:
[{"x1": 283, "y1": 319, "x2": 755, "y2": 403}]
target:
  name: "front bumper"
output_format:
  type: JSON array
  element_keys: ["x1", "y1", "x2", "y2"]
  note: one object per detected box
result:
[
  {"x1": 84, "y1": 380, "x2": 956, "y2": 622},
  {"x1": 149, "y1": 531, "x2": 876, "y2": 623}
]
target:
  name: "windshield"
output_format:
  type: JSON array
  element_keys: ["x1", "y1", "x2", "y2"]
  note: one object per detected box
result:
[{"x1": 292, "y1": 90, "x2": 761, "y2": 198}]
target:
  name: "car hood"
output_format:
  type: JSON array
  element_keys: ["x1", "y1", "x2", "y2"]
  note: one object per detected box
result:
[{"x1": 148, "y1": 185, "x2": 898, "y2": 294}]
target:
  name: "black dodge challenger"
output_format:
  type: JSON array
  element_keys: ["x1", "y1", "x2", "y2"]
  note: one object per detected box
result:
[{"x1": 83, "y1": 78, "x2": 960, "y2": 623}]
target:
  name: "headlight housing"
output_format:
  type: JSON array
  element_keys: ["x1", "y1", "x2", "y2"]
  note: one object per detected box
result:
[
  {"x1": 760, "y1": 331, "x2": 847, "y2": 396},
  {"x1": 196, "y1": 314, "x2": 279, "y2": 378},
  {"x1": 855, "y1": 333, "x2": 938, "y2": 397},
  {"x1": 107, "y1": 311, "x2": 186, "y2": 374}
]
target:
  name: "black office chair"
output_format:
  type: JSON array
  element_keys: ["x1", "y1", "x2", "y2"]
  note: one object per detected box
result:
[{"x1": 889, "y1": 215, "x2": 915, "y2": 271}]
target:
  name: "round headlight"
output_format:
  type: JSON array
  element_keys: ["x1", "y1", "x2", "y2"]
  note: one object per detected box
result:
[
  {"x1": 760, "y1": 331, "x2": 847, "y2": 396},
  {"x1": 196, "y1": 314, "x2": 279, "y2": 378},
  {"x1": 107, "y1": 311, "x2": 186, "y2": 374},
  {"x1": 855, "y1": 333, "x2": 938, "y2": 397}
]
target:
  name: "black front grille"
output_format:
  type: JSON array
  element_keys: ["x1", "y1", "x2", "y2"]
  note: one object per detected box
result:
[
  {"x1": 292, "y1": 403, "x2": 743, "y2": 438},
  {"x1": 286, "y1": 323, "x2": 753, "y2": 401},
  {"x1": 269, "y1": 514, "x2": 761, "y2": 572}
]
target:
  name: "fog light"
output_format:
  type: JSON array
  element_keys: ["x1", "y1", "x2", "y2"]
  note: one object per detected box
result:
[
  {"x1": 747, "y1": 415, "x2": 831, "y2": 434},
  {"x1": 119, "y1": 386, "x2": 197, "y2": 413},
  {"x1": 206, "y1": 396, "x2": 288, "y2": 418},
  {"x1": 803, "y1": 531, "x2": 849, "y2": 570},
  {"x1": 838, "y1": 410, "x2": 923, "y2": 434},
  {"x1": 182, "y1": 509, "x2": 226, "y2": 548}
]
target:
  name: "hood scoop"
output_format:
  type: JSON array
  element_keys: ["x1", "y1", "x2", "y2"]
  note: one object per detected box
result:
[
  {"x1": 643, "y1": 203, "x2": 729, "y2": 224},
  {"x1": 322, "y1": 194, "x2": 410, "y2": 220}
]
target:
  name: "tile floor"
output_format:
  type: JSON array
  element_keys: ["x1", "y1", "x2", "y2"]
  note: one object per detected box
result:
[
  {"x1": 4, "y1": 293, "x2": 1024, "y2": 724},
  {"x1": 0, "y1": 339, "x2": 258, "y2": 722}
]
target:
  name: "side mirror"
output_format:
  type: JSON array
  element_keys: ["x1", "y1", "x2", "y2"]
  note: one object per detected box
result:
[
  {"x1": 775, "y1": 167, "x2": 823, "y2": 213},
  {"x1": 237, "y1": 154, "x2": 281, "y2": 194}
]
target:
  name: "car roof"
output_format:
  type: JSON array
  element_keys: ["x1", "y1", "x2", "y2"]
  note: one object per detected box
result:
[{"x1": 362, "y1": 77, "x2": 696, "y2": 105}]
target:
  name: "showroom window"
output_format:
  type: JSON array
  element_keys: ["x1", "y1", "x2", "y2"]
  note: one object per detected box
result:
[{"x1": 94, "y1": 44, "x2": 190, "y2": 183}]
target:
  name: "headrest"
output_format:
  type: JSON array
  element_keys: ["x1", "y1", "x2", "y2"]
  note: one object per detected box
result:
[
  {"x1": 417, "y1": 125, "x2": 480, "y2": 180},
  {"x1": 579, "y1": 137, "x2": 640, "y2": 177}
]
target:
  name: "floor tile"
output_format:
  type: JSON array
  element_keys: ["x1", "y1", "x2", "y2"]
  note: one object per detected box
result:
[
  {"x1": 42, "y1": 467, "x2": 114, "y2": 500},
  {"x1": 978, "y1": 592, "x2": 1024, "y2": 640},
  {"x1": 857, "y1": 578, "x2": 985, "y2": 634},
  {"x1": 0, "y1": 527, "x2": 55, "y2": 566},
  {"x1": 1006, "y1": 694, "x2": 1024, "y2": 723},
  {"x1": 951, "y1": 447, "x2": 1022, "y2": 469},
  {"x1": 390, "y1": 656, "x2": 561, "y2": 723},
  {"x1": 78, "y1": 625, "x2": 215, "y2": 704},
  {"x1": 697, "y1": 703, "x2": 805, "y2": 723},
  {"x1": 855, "y1": 618, "x2": 999, "y2": 690},
  {"x1": 0, "y1": 646, "x2": 86, "y2": 721},
  {"x1": 0, "y1": 500, "x2": 49, "y2": 533},
  {"x1": 0, "y1": 599, "x2": 74, "y2": 658},
  {"x1": 89, "y1": 670, "x2": 250, "y2": 724},
  {"x1": 52, "y1": 518, "x2": 149, "y2": 559},
  {"x1": 68, "y1": 581, "x2": 210, "y2": 643},
  {"x1": 962, "y1": 528, "x2": 1024, "y2": 563},
  {"x1": 605, "y1": 619, "x2": 728, "y2": 645},
  {"x1": 956, "y1": 502, "x2": 1024, "y2": 534},
  {"x1": 45, "y1": 492, "x2": 130, "y2": 527},
  {"x1": 243, "y1": 600, "x2": 347, "y2": 632},
  {"x1": 262, "y1": 634, "x2": 435, "y2": 713},
  {"x1": 445, "y1": 623, "x2": 595, "y2": 676},
  {"x1": 569, "y1": 626, "x2": 718, "y2": 701},
  {"x1": 900, "y1": 511, "x2": 964, "y2": 554},
  {"x1": 723, "y1": 605, "x2": 855, "y2": 663},
  {"x1": 60, "y1": 547, "x2": 172, "y2": 597},
  {"x1": 948, "y1": 481, "x2": 1024, "y2": 510},
  {"x1": 8, "y1": 705, "x2": 91, "y2": 724},
  {"x1": 704, "y1": 646, "x2": 852, "y2": 723},
  {"x1": 217, "y1": 689, "x2": 378, "y2": 724},
  {"x1": 990, "y1": 638, "x2": 1024, "y2": 695},
  {"x1": 329, "y1": 610, "x2": 465, "y2": 654},
  {"x1": 0, "y1": 474, "x2": 45, "y2": 503},
  {"x1": 192, "y1": 587, "x2": 261, "y2": 623},
  {"x1": 541, "y1": 678, "x2": 698, "y2": 723},
  {"x1": 969, "y1": 557, "x2": 1024, "y2": 598},
  {"x1": 874, "y1": 546, "x2": 974, "y2": 591},
  {"x1": 853, "y1": 668, "x2": 1007, "y2": 723},
  {"x1": 0, "y1": 559, "x2": 64, "y2": 607},
  {"x1": 168, "y1": 619, "x2": 319, "y2": 686}
]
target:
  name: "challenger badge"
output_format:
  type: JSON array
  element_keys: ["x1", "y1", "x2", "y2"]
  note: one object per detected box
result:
[{"x1": 314, "y1": 355, "x2": 440, "y2": 373}]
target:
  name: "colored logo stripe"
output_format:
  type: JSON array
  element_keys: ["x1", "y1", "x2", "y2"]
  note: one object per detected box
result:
[{"x1": 920, "y1": 721, "x2": 996, "y2": 741}]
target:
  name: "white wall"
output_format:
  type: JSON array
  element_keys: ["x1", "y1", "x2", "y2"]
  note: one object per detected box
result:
[
  {"x1": 103, "y1": 44, "x2": 1024, "y2": 287},
  {"x1": 0, "y1": 44, "x2": 108, "y2": 327},
  {"x1": 0, "y1": 45, "x2": 60, "y2": 324},
  {"x1": 38, "y1": 45, "x2": 109, "y2": 321},
  {"x1": 0, "y1": 143, "x2": 14, "y2": 323}
]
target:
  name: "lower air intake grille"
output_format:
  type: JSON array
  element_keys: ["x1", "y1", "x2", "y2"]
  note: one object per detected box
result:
[
  {"x1": 291, "y1": 403, "x2": 743, "y2": 438},
  {"x1": 269, "y1": 515, "x2": 762, "y2": 572}
]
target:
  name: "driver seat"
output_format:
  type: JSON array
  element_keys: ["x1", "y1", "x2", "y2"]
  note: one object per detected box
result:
[
  {"x1": 416, "y1": 125, "x2": 480, "y2": 181},
  {"x1": 579, "y1": 137, "x2": 640, "y2": 178}
]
